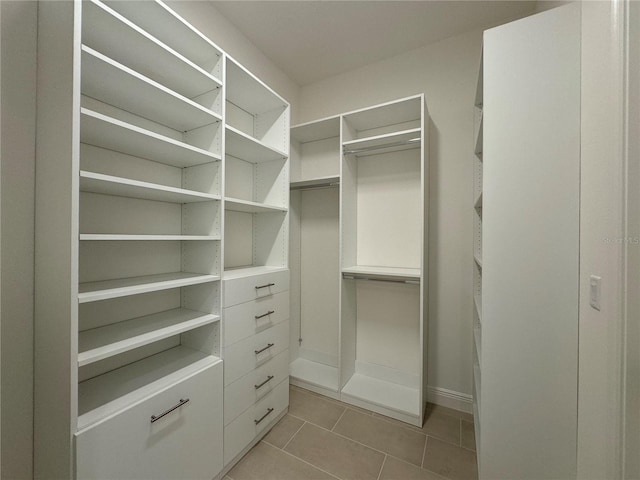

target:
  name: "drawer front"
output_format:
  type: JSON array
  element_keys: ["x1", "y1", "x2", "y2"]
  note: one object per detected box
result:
[
  {"x1": 223, "y1": 320, "x2": 289, "y2": 385},
  {"x1": 224, "y1": 291, "x2": 290, "y2": 347},
  {"x1": 76, "y1": 360, "x2": 223, "y2": 480},
  {"x1": 224, "y1": 270, "x2": 289, "y2": 307},
  {"x1": 224, "y1": 348, "x2": 289, "y2": 425},
  {"x1": 224, "y1": 378, "x2": 289, "y2": 465}
]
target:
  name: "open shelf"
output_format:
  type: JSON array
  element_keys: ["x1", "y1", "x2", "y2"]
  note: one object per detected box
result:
[
  {"x1": 342, "y1": 128, "x2": 421, "y2": 157},
  {"x1": 102, "y1": 0, "x2": 223, "y2": 74},
  {"x1": 222, "y1": 265, "x2": 288, "y2": 281},
  {"x1": 78, "y1": 346, "x2": 220, "y2": 430},
  {"x1": 226, "y1": 58, "x2": 287, "y2": 115},
  {"x1": 474, "y1": 192, "x2": 483, "y2": 210},
  {"x1": 78, "y1": 272, "x2": 219, "y2": 304},
  {"x1": 80, "y1": 109, "x2": 220, "y2": 168},
  {"x1": 81, "y1": 46, "x2": 221, "y2": 132},
  {"x1": 342, "y1": 265, "x2": 420, "y2": 281},
  {"x1": 474, "y1": 254, "x2": 483, "y2": 270},
  {"x1": 474, "y1": 113, "x2": 483, "y2": 156},
  {"x1": 343, "y1": 96, "x2": 422, "y2": 136},
  {"x1": 225, "y1": 125, "x2": 288, "y2": 163},
  {"x1": 289, "y1": 357, "x2": 339, "y2": 393},
  {"x1": 341, "y1": 373, "x2": 420, "y2": 418},
  {"x1": 474, "y1": 294, "x2": 482, "y2": 323},
  {"x1": 80, "y1": 234, "x2": 219, "y2": 241},
  {"x1": 82, "y1": 0, "x2": 221, "y2": 99},
  {"x1": 291, "y1": 116, "x2": 341, "y2": 143},
  {"x1": 290, "y1": 176, "x2": 340, "y2": 190},
  {"x1": 224, "y1": 197, "x2": 287, "y2": 214},
  {"x1": 80, "y1": 171, "x2": 220, "y2": 204}
]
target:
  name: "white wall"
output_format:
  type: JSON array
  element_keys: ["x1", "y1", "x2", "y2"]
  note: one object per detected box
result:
[
  {"x1": 298, "y1": 29, "x2": 486, "y2": 404},
  {"x1": 1, "y1": 2, "x2": 37, "y2": 479},
  {"x1": 166, "y1": 1, "x2": 300, "y2": 123}
]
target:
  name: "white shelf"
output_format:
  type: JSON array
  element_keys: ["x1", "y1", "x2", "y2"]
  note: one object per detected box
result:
[
  {"x1": 226, "y1": 58, "x2": 287, "y2": 114},
  {"x1": 222, "y1": 266, "x2": 288, "y2": 281},
  {"x1": 291, "y1": 116, "x2": 341, "y2": 143},
  {"x1": 474, "y1": 114, "x2": 483, "y2": 156},
  {"x1": 82, "y1": 0, "x2": 221, "y2": 98},
  {"x1": 80, "y1": 234, "x2": 219, "y2": 241},
  {"x1": 80, "y1": 171, "x2": 220, "y2": 204},
  {"x1": 78, "y1": 272, "x2": 220, "y2": 304},
  {"x1": 225, "y1": 125, "x2": 288, "y2": 163},
  {"x1": 474, "y1": 192, "x2": 483, "y2": 210},
  {"x1": 474, "y1": 294, "x2": 482, "y2": 323},
  {"x1": 78, "y1": 346, "x2": 220, "y2": 430},
  {"x1": 290, "y1": 176, "x2": 340, "y2": 190},
  {"x1": 224, "y1": 197, "x2": 287, "y2": 214},
  {"x1": 290, "y1": 357, "x2": 339, "y2": 392},
  {"x1": 343, "y1": 95, "x2": 422, "y2": 133},
  {"x1": 342, "y1": 265, "x2": 420, "y2": 281},
  {"x1": 81, "y1": 46, "x2": 221, "y2": 132},
  {"x1": 80, "y1": 109, "x2": 220, "y2": 168},
  {"x1": 474, "y1": 254, "x2": 483, "y2": 269},
  {"x1": 78, "y1": 308, "x2": 219, "y2": 367},
  {"x1": 342, "y1": 128, "x2": 422, "y2": 157},
  {"x1": 341, "y1": 373, "x2": 420, "y2": 417}
]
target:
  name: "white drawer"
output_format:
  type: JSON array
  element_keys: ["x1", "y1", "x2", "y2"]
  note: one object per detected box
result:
[
  {"x1": 223, "y1": 320, "x2": 289, "y2": 385},
  {"x1": 224, "y1": 378, "x2": 289, "y2": 465},
  {"x1": 224, "y1": 349, "x2": 289, "y2": 425},
  {"x1": 76, "y1": 359, "x2": 223, "y2": 480},
  {"x1": 224, "y1": 291, "x2": 290, "y2": 347},
  {"x1": 224, "y1": 270, "x2": 289, "y2": 307}
]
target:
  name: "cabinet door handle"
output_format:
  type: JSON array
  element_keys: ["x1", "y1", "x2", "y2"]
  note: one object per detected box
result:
[
  {"x1": 255, "y1": 310, "x2": 275, "y2": 319},
  {"x1": 255, "y1": 375, "x2": 275, "y2": 389},
  {"x1": 255, "y1": 283, "x2": 275, "y2": 290},
  {"x1": 150, "y1": 398, "x2": 190, "y2": 423},
  {"x1": 254, "y1": 343, "x2": 274, "y2": 355},
  {"x1": 254, "y1": 407, "x2": 274, "y2": 425}
]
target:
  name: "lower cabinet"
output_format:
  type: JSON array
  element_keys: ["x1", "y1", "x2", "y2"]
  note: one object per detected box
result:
[{"x1": 75, "y1": 359, "x2": 223, "y2": 480}]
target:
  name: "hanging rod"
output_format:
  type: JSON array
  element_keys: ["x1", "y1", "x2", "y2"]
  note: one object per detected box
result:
[
  {"x1": 342, "y1": 273, "x2": 420, "y2": 285},
  {"x1": 343, "y1": 137, "x2": 420, "y2": 155},
  {"x1": 290, "y1": 181, "x2": 339, "y2": 191}
]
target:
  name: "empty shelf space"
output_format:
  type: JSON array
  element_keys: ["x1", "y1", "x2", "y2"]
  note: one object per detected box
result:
[
  {"x1": 80, "y1": 234, "x2": 220, "y2": 241},
  {"x1": 80, "y1": 109, "x2": 220, "y2": 168},
  {"x1": 474, "y1": 254, "x2": 483, "y2": 269},
  {"x1": 474, "y1": 192, "x2": 483, "y2": 209},
  {"x1": 291, "y1": 116, "x2": 341, "y2": 143},
  {"x1": 290, "y1": 358, "x2": 339, "y2": 392},
  {"x1": 81, "y1": 46, "x2": 221, "y2": 132},
  {"x1": 341, "y1": 373, "x2": 421, "y2": 418},
  {"x1": 82, "y1": 0, "x2": 221, "y2": 99},
  {"x1": 80, "y1": 171, "x2": 220, "y2": 204},
  {"x1": 343, "y1": 95, "x2": 422, "y2": 133},
  {"x1": 474, "y1": 294, "x2": 482, "y2": 323},
  {"x1": 222, "y1": 265, "x2": 288, "y2": 281},
  {"x1": 78, "y1": 272, "x2": 220, "y2": 303},
  {"x1": 290, "y1": 176, "x2": 340, "y2": 190},
  {"x1": 342, "y1": 265, "x2": 420, "y2": 281},
  {"x1": 225, "y1": 125, "x2": 288, "y2": 163},
  {"x1": 79, "y1": 308, "x2": 220, "y2": 367},
  {"x1": 78, "y1": 346, "x2": 220, "y2": 430},
  {"x1": 224, "y1": 197, "x2": 287, "y2": 214},
  {"x1": 342, "y1": 128, "x2": 422, "y2": 156},
  {"x1": 226, "y1": 58, "x2": 287, "y2": 115}
]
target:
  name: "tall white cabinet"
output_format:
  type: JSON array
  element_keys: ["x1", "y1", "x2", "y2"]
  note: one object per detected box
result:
[
  {"x1": 290, "y1": 95, "x2": 429, "y2": 427},
  {"x1": 34, "y1": 1, "x2": 289, "y2": 478},
  {"x1": 474, "y1": 4, "x2": 580, "y2": 478}
]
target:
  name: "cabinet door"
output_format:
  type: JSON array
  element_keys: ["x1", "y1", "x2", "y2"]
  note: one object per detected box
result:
[{"x1": 76, "y1": 361, "x2": 223, "y2": 480}]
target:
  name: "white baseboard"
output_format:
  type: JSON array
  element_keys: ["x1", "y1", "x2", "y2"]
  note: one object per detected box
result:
[{"x1": 427, "y1": 386, "x2": 473, "y2": 414}]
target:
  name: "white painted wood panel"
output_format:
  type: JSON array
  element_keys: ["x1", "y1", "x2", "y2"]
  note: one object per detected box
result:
[
  {"x1": 224, "y1": 291, "x2": 289, "y2": 347},
  {"x1": 223, "y1": 269, "x2": 289, "y2": 307}
]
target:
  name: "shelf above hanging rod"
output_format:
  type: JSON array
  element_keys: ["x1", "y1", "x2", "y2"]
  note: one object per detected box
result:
[
  {"x1": 342, "y1": 273, "x2": 420, "y2": 285},
  {"x1": 343, "y1": 137, "x2": 420, "y2": 156},
  {"x1": 290, "y1": 181, "x2": 339, "y2": 191}
]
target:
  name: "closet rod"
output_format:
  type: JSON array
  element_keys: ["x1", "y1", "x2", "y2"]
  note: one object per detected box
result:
[
  {"x1": 290, "y1": 182, "x2": 339, "y2": 191},
  {"x1": 343, "y1": 138, "x2": 420, "y2": 155},
  {"x1": 342, "y1": 273, "x2": 420, "y2": 285}
]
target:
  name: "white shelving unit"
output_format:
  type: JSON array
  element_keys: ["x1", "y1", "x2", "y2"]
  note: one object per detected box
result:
[{"x1": 289, "y1": 96, "x2": 429, "y2": 426}]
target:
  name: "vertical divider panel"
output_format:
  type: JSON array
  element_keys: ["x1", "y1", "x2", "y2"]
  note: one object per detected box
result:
[{"x1": 420, "y1": 96, "x2": 429, "y2": 421}]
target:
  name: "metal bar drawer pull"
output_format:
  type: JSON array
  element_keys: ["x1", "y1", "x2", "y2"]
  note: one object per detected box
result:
[
  {"x1": 255, "y1": 375, "x2": 274, "y2": 389},
  {"x1": 150, "y1": 398, "x2": 190, "y2": 423},
  {"x1": 255, "y1": 310, "x2": 275, "y2": 320},
  {"x1": 254, "y1": 407, "x2": 274, "y2": 425},
  {"x1": 255, "y1": 283, "x2": 275, "y2": 290},
  {"x1": 255, "y1": 343, "x2": 274, "y2": 355}
]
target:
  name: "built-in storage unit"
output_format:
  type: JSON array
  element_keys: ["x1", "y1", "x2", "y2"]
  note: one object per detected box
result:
[
  {"x1": 475, "y1": 5, "x2": 580, "y2": 478},
  {"x1": 34, "y1": 1, "x2": 289, "y2": 478},
  {"x1": 289, "y1": 95, "x2": 428, "y2": 427}
]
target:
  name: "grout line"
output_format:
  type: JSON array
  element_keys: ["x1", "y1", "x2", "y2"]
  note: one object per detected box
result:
[
  {"x1": 421, "y1": 436, "x2": 428, "y2": 468},
  {"x1": 281, "y1": 420, "x2": 307, "y2": 451},
  {"x1": 331, "y1": 407, "x2": 348, "y2": 432},
  {"x1": 459, "y1": 419, "x2": 463, "y2": 447},
  {"x1": 376, "y1": 455, "x2": 387, "y2": 480},
  {"x1": 274, "y1": 442, "x2": 342, "y2": 480}
]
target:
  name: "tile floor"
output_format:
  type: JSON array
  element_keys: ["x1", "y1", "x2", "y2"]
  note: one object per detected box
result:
[{"x1": 226, "y1": 385, "x2": 478, "y2": 480}]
